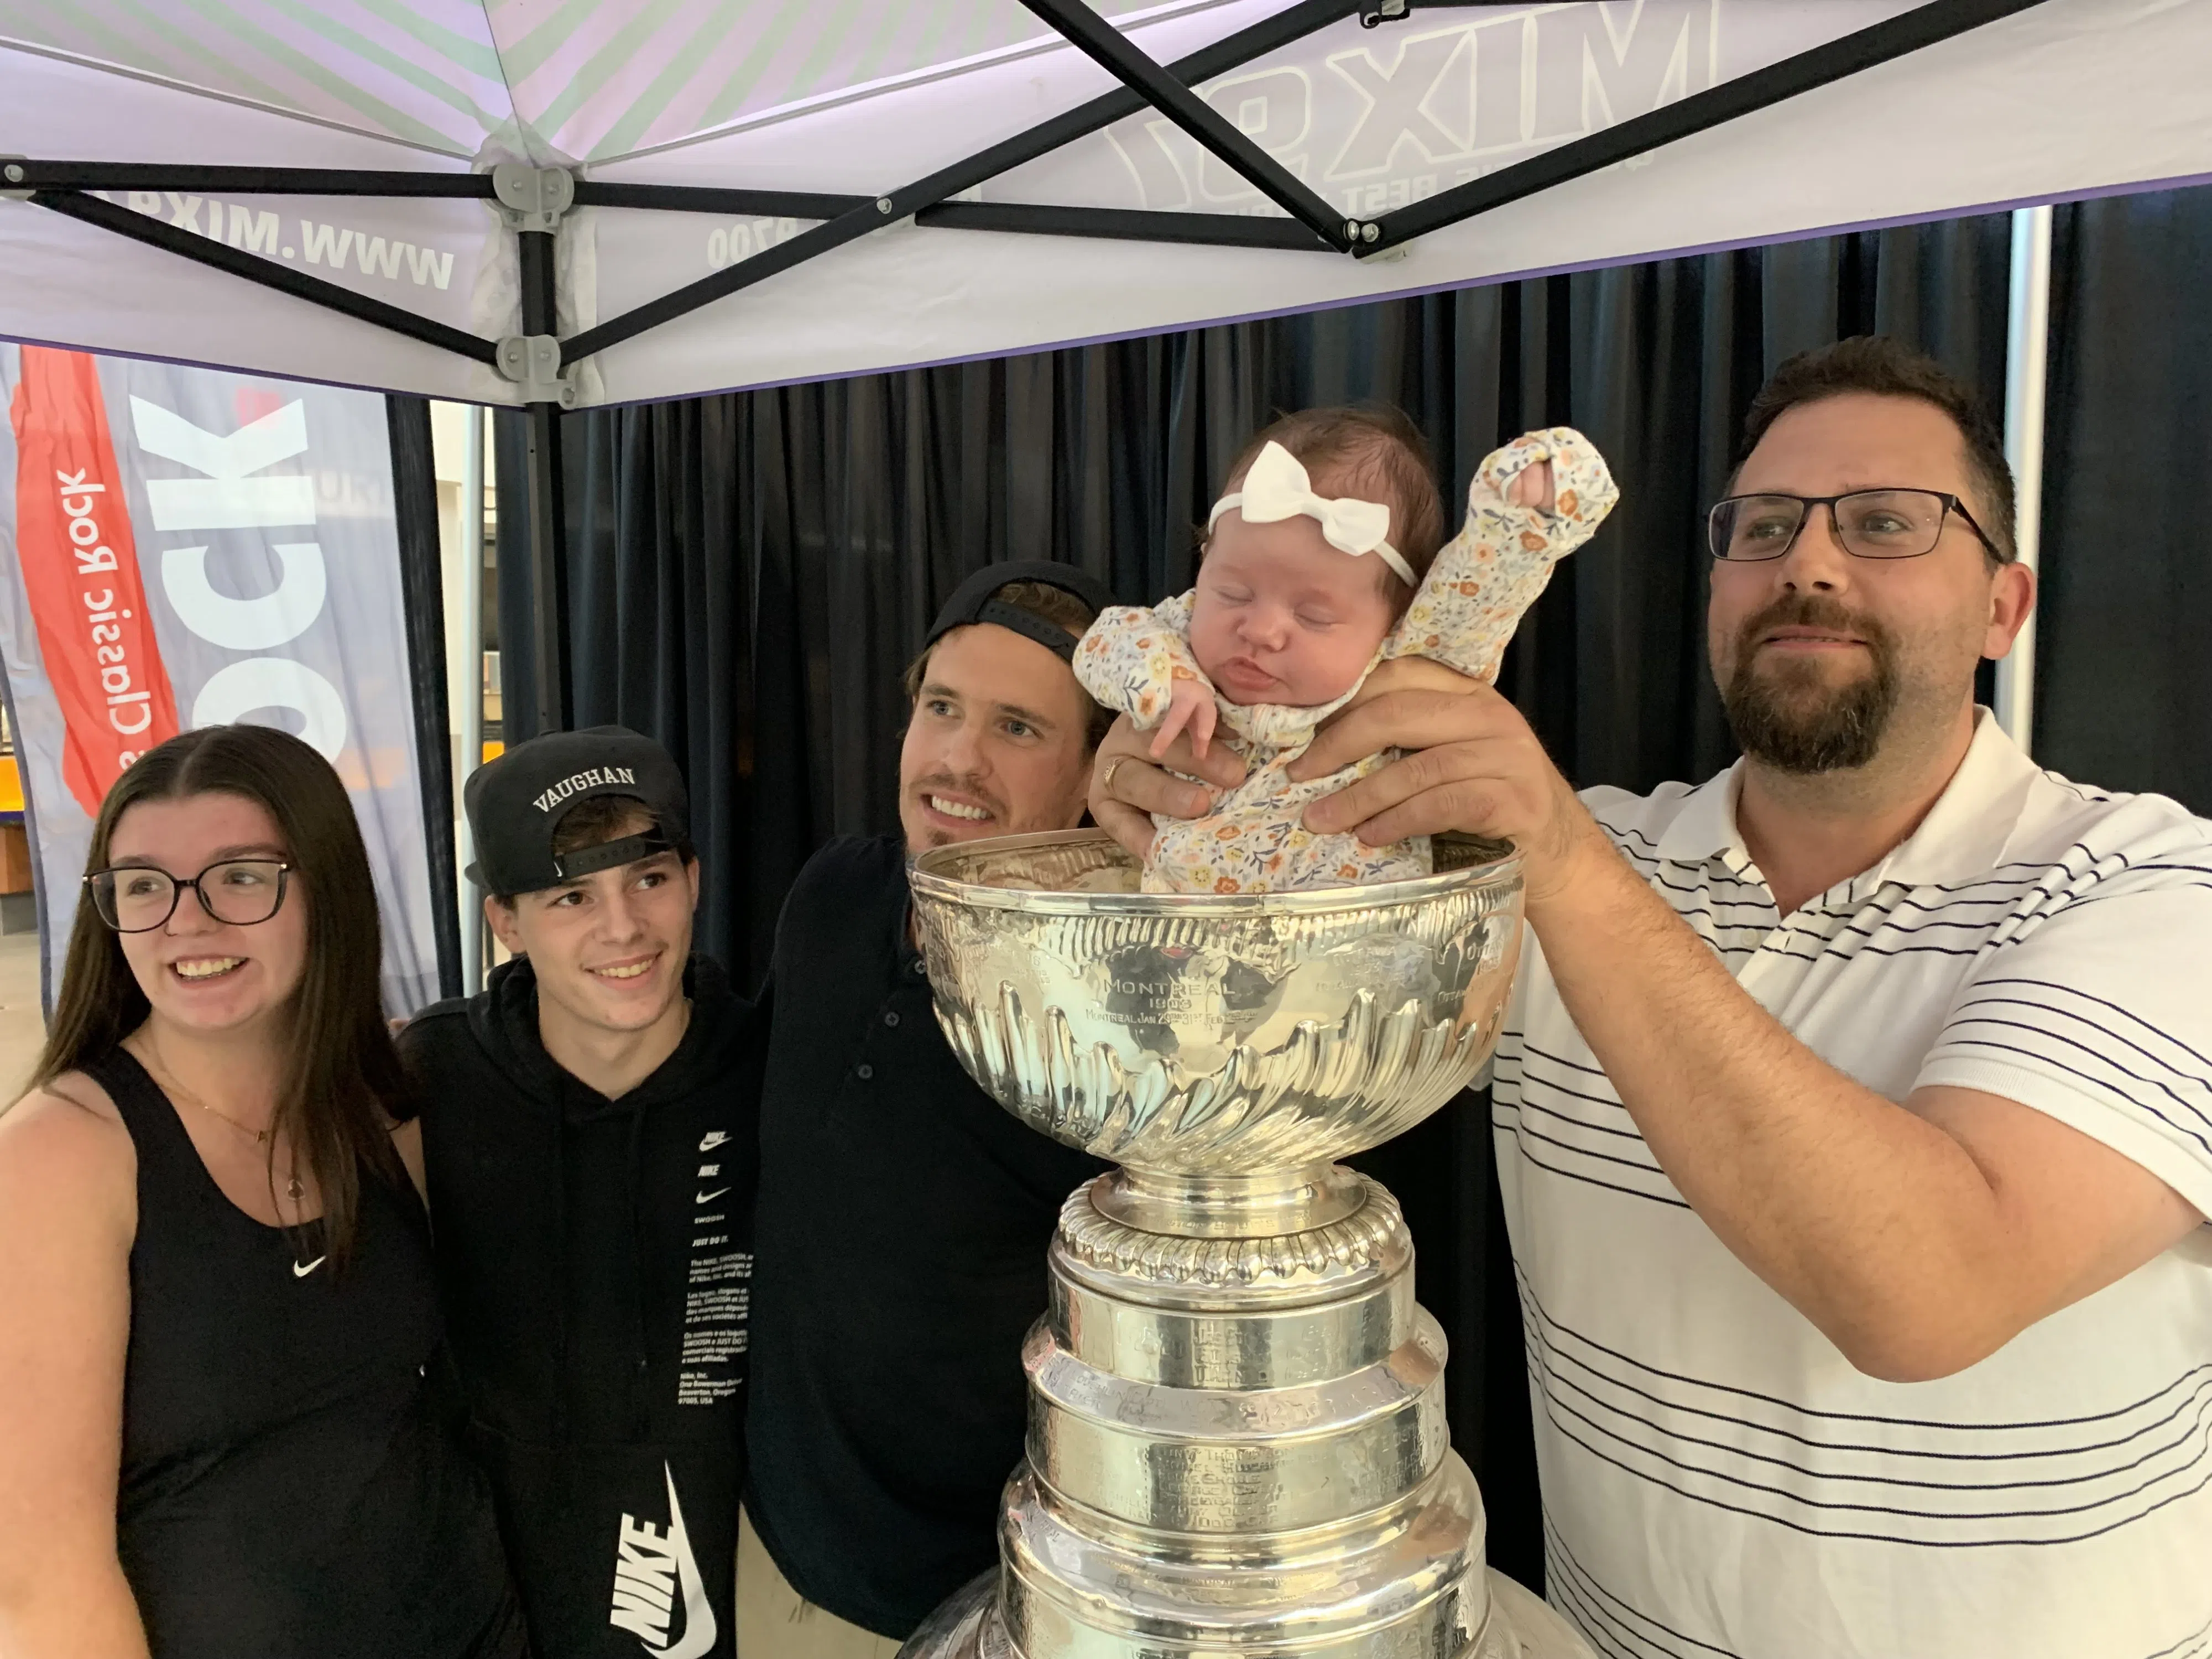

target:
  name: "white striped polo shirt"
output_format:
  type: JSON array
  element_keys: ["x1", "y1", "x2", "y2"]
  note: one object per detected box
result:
[{"x1": 1493, "y1": 710, "x2": 2212, "y2": 1659}]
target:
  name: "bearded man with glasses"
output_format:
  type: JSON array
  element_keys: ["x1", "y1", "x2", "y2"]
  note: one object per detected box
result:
[
  {"x1": 1705, "y1": 479, "x2": 2008, "y2": 775},
  {"x1": 1091, "y1": 336, "x2": 2212, "y2": 1659}
]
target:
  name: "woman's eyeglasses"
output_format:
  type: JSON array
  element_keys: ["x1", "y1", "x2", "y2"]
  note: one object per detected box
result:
[{"x1": 85, "y1": 860, "x2": 293, "y2": 933}]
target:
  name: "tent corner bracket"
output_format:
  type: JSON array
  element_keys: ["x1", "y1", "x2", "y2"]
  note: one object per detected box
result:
[
  {"x1": 497, "y1": 334, "x2": 577, "y2": 408},
  {"x1": 493, "y1": 164, "x2": 575, "y2": 234}
]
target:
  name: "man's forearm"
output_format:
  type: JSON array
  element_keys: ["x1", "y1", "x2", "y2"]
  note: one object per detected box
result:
[
  {"x1": 1276, "y1": 684, "x2": 2194, "y2": 1375},
  {"x1": 1525, "y1": 827, "x2": 2017, "y2": 1378}
]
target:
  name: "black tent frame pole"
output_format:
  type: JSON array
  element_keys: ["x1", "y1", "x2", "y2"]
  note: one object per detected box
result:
[
  {"x1": 1006, "y1": 0, "x2": 1351, "y2": 249},
  {"x1": 517, "y1": 226, "x2": 570, "y2": 738},
  {"x1": 27, "y1": 187, "x2": 499, "y2": 364},
  {"x1": 915, "y1": 201, "x2": 1328, "y2": 250},
  {"x1": 18, "y1": 162, "x2": 498, "y2": 197},
  {"x1": 9, "y1": 161, "x2": 860, "y2": 221},
  {"x1": 570, "y1": 181, "x2": 869, "y2": 219}
]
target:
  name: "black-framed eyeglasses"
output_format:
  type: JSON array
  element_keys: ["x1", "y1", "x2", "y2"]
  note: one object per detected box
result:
[
  {"x1": 1708, "y1": 489, "x2": 2000, "y2": 562},
  {"x1": 85, "y1": 859, "x2": 293, "y2": 933}
]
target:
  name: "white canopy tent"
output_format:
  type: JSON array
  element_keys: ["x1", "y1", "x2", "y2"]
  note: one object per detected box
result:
[
  {"x1": 2, "y1": 0, "x2": 2208, "y2": 731},
  {"x1": 5, "y1": 0, "x2": 2210, "y2": 409}
]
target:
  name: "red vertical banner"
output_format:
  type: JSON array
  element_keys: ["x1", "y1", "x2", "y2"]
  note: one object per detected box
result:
[{"x1": 8, "y1": 347, "x2": 180, "y2": 815}]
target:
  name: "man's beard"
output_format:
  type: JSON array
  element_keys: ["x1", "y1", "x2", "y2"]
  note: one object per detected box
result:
[{"x1": 1720, "y1": 596, "x2": 1901, "y2": 774}]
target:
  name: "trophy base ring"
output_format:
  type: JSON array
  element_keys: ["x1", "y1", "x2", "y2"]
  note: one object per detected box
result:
[{"x1": 1057, "y1": 1176, "x2": 1409, "y2": 1303}]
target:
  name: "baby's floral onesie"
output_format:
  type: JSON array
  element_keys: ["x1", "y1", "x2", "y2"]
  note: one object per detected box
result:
[{"x1": 1076, "y1": 427, "x2": 1619, "y2": 893}]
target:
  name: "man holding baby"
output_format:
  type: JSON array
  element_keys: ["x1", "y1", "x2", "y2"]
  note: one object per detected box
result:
[{"x1": 1096, "y1": 336, "x2": 2212, "y2": 1658}]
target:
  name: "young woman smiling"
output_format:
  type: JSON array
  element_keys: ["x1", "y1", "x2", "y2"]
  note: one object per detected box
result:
[{"x1": 0, "y1": 724, "x2": 523, "y2": 1659}]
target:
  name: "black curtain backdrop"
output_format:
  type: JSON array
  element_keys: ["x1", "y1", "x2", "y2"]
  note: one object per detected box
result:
[
  {"x1": 493, "y1": 182, "x2": 2212, "y2": 1591},
  {"x1": 2039, "y1": 193, "x2": 2212, "y2": 796}
]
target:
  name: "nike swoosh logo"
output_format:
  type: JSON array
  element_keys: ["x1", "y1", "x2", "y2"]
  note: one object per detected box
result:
[
  {"x1": 695, "y1": 1188, "x2": 728, "y2": 1205},
  {"x1": 293, "y1": 1256, "x2": 326, "y2": 1278},
  {"x1": 650, "y1": 1463, "x2": 717, "y2": 1659},
  {"x1": 697, "y1": 1131, "x2": 729, "y2": 1152}
]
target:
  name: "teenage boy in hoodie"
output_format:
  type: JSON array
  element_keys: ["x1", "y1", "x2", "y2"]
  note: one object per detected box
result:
[{"x1": 403, "y1": 726, "x2": 760, "y2": 1659}]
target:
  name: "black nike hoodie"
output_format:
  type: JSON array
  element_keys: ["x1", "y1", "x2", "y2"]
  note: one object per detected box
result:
[{"x1": 402, "y1": 954, "x2": 762, "y2": 1659}]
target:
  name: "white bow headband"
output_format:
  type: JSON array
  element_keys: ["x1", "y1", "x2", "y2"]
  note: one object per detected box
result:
[{"x1": 1207, "y1": 441, "x2": 1416, "y2": 587}]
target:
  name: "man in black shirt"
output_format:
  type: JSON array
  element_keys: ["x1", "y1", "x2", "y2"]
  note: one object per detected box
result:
[
  {"x1": 404, "y1": 727, "x2": 761, "y2": 1659},
  {"x1": 742, "y1": 565, "x2": 1118, "y2": 1655}
]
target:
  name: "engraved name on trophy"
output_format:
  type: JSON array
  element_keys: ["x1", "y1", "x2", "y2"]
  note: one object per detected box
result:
[{"x1": 901, "y1": 828, "x2": 1562, "y2": 1659}]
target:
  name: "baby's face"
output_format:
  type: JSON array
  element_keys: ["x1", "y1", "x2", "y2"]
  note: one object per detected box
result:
[{"x1": 1188, "y1": 510, "x2": 1399, "y2": 707}]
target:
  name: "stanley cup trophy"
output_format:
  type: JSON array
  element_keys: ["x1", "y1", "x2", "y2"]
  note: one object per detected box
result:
[{"x1": 899, "y1": 828, "x2": 1589, "y2": 1659}]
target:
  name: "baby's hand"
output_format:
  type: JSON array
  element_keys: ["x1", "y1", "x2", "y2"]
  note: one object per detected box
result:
[
  {"x1": 1151, "y1": 673, "x2": 1217, "y2": 760},
  {"x1": 1509, "y1": 458, "x2": 1556, "y2": 513}
]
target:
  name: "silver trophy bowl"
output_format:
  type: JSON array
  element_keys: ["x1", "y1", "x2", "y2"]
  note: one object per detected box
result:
[
  {"x1": 910, "y1": 828, "x2": 1524, "y2": 1240},
  {"x1": 904, "y1": 830, "x2": 1573, "y2": 1659}
]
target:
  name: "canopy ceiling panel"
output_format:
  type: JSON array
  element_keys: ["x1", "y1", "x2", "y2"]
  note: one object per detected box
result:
[
  {"x1": 3, "y1": 0, "x2": 2208, "y2": 405},
  {"x1": 0, "y1": 0, "x2": 1165, "y2": 160}
]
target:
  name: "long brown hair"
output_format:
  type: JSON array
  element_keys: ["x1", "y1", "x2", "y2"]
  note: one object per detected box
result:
[{"x1": 33, "y1": 724, "x2": 411, "y2": 1262}]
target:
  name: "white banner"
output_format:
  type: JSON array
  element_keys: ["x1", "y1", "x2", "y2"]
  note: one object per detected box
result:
[{"x1": 0, "y1": 343, "x2": 444, "y2": 1014}]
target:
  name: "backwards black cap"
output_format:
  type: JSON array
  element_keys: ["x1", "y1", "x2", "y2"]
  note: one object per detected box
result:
[
  {"x1": 924, "y1": 560, "x2": 1118, "y2": 661},
  {"x1": 463, "y1": 724, "x2": 691, "y2": 895}
]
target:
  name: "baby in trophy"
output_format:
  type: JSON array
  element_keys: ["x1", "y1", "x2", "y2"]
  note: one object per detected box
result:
[{"x1": 1076, "y1": 406, "x2": 1617, "y2": 894}]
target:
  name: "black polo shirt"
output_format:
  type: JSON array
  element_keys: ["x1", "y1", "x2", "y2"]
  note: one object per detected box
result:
[{"x1": 744, "y1": 833, "x2": 1108, "y2": 1640}]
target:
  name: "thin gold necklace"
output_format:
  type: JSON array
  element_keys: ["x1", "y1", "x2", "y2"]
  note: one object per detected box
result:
[{"x1": 143, "y1": 1041, "x2": 304, "y2": 1203}]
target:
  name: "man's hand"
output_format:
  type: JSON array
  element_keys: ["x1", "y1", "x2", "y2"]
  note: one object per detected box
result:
[
  {"x1": 1324, "y1": 654, "x2": 1491, "y2": 717},
  {"x1": 1151, "y1": 674, "x2": 1217, "y2": 760},
  {"x1": 1088, "y1": 714, "x2": 1245, "y2": 860},
  {"x1": 1288, "y1": 679, "x2": 1606, "y2": 906}
]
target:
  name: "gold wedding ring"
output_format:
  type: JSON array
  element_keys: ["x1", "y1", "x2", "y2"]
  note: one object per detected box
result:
[{"x1": 1099, "y1": 755, "x2": 1128, "y2": 796}]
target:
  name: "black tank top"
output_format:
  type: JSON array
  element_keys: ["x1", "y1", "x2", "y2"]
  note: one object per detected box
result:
[{"x1": 90, "y1": 1049, "x2": 526, "y2": 1659}]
